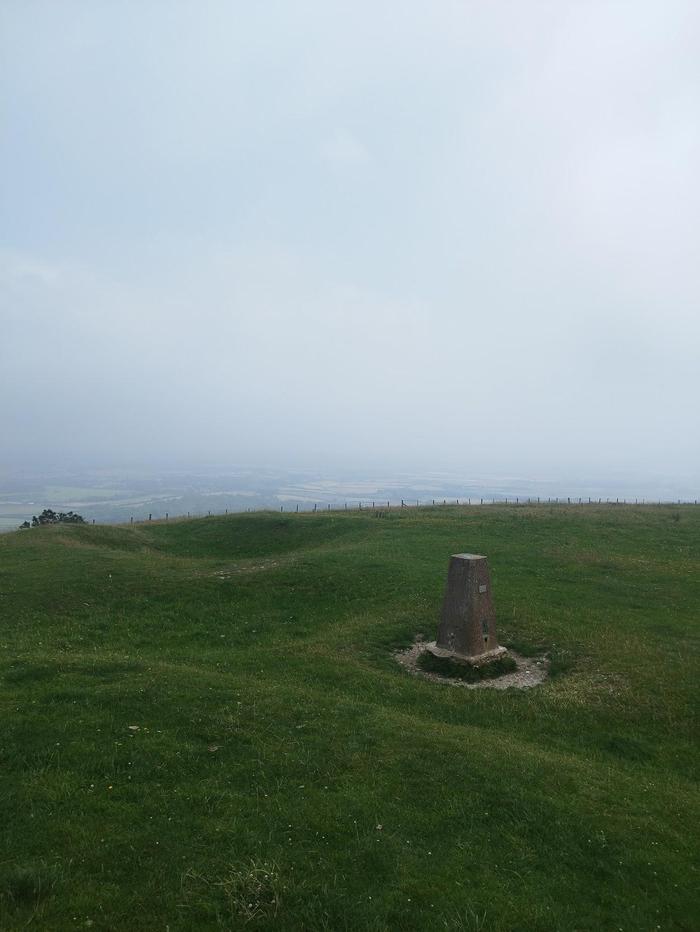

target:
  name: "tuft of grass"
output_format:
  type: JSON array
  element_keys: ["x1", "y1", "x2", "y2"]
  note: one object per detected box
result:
[
  {"x1": 182, "y1": 859, "x2": 282, "y2": 925},
  {"x1": 440, "y1": 906, "x2": 491, "y2": 931},
  {"x1": 501, "y1": 636, "x2": 547, "y2": 658},
  {"x1": 0, "y1": 863, "x2": 61, "y2": 913},
  {"x1": 548, "y1": 648, "x2": 576, "y2": 678},
  {"x1": 417, "y1": 651, "x2": 518, "y2": 682}
]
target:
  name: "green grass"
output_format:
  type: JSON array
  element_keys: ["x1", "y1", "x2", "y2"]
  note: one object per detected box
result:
[{"x1": 0, "y1": 504, "x2": 698, "y2": 930}]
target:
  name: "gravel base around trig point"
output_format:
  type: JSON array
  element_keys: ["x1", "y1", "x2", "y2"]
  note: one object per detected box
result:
[{"x1": 395, "y1": 638, "x2": 549, "y2": 689}]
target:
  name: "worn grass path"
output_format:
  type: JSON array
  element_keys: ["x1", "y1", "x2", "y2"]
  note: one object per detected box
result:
[{"x1": 0, "y1": 505, "x2": 698, "y2": 930}]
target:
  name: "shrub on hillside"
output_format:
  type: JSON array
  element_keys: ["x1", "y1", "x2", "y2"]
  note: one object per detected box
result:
[{"x1": 20, "y1": 509, "x2": 86, "y2": 529}]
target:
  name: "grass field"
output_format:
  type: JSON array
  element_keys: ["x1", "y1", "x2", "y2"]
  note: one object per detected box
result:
[{"x1": 1, "y1": 505, "x2": 698, "y2": 930}]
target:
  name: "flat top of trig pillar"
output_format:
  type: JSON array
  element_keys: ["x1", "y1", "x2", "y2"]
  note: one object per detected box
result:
[{"x1": 452, "y1": 553, "x2": 487, "y2": 561}]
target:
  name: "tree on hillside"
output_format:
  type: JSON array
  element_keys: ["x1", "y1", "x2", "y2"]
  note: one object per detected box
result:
[{"x1": 23, "y1": 509, "x2": 86, "y2": 528}]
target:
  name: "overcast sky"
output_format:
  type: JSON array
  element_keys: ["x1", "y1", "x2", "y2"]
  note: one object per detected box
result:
[{"x1": 2, "y1": 1, "x2": 698, "y2": 481}]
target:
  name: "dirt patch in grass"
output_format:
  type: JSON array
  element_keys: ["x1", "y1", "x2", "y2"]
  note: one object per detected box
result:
[
  {"x1": 395, "y1": 638, "x2": 549, "y2": 690},
  {"x1": 208, "y1": 559, "x2": 280, "y2": 579}
]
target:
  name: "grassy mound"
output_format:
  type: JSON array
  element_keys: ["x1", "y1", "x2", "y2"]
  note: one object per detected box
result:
[{"x1": 1, "y1": 504, "x2": 698, "y2": 929}]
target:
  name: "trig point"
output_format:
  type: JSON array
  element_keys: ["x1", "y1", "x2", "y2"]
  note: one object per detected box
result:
[{"x1": 428, "y1": 554, "x2": 507, "y2": 665}]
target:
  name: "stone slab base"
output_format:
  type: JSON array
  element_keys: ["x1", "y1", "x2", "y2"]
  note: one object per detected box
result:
[
  {"x1": 425, "y1": 641, "x2": 508, "y2": 668},
  {"x1": 395, "y1": 639, "x2": 548, "y2": 690}
]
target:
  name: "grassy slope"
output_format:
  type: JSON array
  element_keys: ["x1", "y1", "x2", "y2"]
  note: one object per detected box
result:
[{"x1": 0, "y1": 505, "x2": 698, "y2": 930}]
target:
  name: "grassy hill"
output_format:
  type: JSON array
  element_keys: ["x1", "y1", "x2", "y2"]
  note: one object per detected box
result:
[{"x1": 1, "y1": 505, "x2": 698, "y2": 930}]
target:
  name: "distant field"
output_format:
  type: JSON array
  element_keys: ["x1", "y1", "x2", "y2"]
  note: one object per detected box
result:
[
  {"x1": 0, "y1": 516, "x2": 24, "y2": 532},
  {"x1": 0, "y1": 505, "x2": 698, "y2": 930},
  {"x1": 0, "y1": 505, "x2": 35, "y2": 532}
]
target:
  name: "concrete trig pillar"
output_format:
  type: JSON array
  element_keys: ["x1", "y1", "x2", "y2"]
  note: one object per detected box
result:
[{"x1": 430, "y1": 553, "x2": 506, "y2": 664}]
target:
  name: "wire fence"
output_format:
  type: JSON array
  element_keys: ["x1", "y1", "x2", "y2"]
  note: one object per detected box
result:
[{"x1": 118, "y1": 494, "x2": 699, "y2": 526}]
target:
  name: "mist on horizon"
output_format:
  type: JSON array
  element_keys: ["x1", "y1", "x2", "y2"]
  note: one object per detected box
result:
[{"x1": 2, "y1": 2, "x2": 699, "y2": 485}]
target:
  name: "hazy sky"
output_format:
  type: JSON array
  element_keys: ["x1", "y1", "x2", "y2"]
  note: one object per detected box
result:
[{"x1": 2, "y1": 1, "x2": 699, "y2": 480}]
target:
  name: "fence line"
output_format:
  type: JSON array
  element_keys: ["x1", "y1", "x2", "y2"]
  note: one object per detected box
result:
[
  {"x1": 117, "y1": 495, "x2": 699, "y2": 526},
  {"x1": 8, "y1": 495, "x2": 699, "y2": 532}
]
